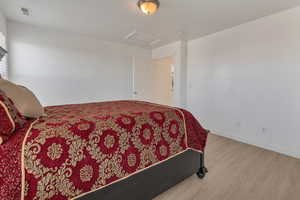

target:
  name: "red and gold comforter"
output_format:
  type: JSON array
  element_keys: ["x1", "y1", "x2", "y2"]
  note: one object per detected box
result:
[{"x1": 0, "y1": 101, "x2": 207, "y2": 200}]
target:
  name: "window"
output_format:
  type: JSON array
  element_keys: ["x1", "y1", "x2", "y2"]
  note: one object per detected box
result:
[{"x1": 0, "y1": 32, "x2": 7, "y2": 78}]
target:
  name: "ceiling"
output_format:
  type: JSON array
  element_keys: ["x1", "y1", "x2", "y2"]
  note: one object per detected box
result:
[{"x1": 0, "y1": 0, "x2": 300, "y2": 49}]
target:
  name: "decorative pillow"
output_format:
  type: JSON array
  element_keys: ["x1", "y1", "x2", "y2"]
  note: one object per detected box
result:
[
  {"x1": 0, "y1": 89, "x2": 26, "y2": 136},
  {"x1": 0, "y1": 79, "x2": 45, "y2": 118}
]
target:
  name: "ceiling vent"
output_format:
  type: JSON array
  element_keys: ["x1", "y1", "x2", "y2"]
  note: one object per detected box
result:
[{"x1": 124, "y1": 30, "x2": 160, "y2": 47}]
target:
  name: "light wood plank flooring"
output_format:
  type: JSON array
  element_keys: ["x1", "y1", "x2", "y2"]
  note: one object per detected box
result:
[{"x1": 154, "y1": 134, "x2": 300, "y2": 200}]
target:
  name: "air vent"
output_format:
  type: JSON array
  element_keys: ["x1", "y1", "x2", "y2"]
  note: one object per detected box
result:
[
  {"x1": 124, "y1": 31, "x2": 138, "y2": 40},
  {"x1": 124, "y1": 30, "x2": 160, "y2": 47},
  {"x1": 150, "y1": 39, "x2": 161, "y2": 46}
]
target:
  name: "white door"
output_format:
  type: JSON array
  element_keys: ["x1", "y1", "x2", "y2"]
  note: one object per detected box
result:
[
  {"x1": 133, "y1": 56, "x2": 153, "y2": 101},
  {"x1": 133, "y1": 56, "x2": 174, "y2": 106},
  {"x1": 151, "y1": 57, "x2": 174, "y2": 105}
]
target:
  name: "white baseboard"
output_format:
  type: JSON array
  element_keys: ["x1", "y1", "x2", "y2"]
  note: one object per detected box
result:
[{"x1": 211, "y1": 130, "x2": 300, "y2": 160}]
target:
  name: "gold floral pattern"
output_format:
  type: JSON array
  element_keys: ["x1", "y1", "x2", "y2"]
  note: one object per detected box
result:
[
  {"x1": 170, "y1": 124, "x2": 178, "y2": 134},
  {"x1": 78, "y1": 124, "x2": 91, "y2": 131},
  {"x1": 159, "y1": 145, "x2": 168, "y2": 157},
  {"x1": 22, "y1": 101, "x2": 208, "y2": 200},
  {"x1": 121, "y1": 117, "x2": 131, "y2": 125},
  {"x1": 80, "y1": 165, "x2": 94, "y2": 182},
  {"x1": 47, "y1": 143, "x2": 63, "y2": 160},
  {"x1": 104, "y1": 135, "x2": 116, "y2": 149},
  {"x1": 127, "y1": 153, "x2": 137, "y2": 167},
  {"x1": 143, "y1": 128, "x2": 151, "y2": 140}
]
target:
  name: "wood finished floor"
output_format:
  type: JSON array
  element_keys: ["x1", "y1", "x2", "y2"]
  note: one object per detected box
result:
[{"x1": 154, "y1": 134, "x2": 300, "y2": 200}]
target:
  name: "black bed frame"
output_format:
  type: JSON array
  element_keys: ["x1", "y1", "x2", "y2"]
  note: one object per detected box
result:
[{"x1": 78, "y1": 150, "x2": 207, "y2": 200}]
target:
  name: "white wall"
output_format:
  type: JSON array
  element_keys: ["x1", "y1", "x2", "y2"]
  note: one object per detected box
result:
[
  {"x1": 0, "y1": 11, "x2": 6, "y2": 36},
  {"x1": 8, "y1": 21, "x2": 151, "y2": 106},
  {"x1": 188, "y1": 7, "x2": 300, "y2": 159}
]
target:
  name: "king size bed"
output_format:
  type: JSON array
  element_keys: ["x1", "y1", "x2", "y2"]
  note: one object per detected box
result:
[{"x1": 0, "y1": 100, "x2": 208, "y2": 200}]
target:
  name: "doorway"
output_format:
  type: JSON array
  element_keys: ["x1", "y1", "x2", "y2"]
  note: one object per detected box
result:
[
  {"x1": 151, "y1": 57, "x2": 174, "y2": 106},
  {"x1": 133, "y1": 55, "x2": 175, "y2": 106}
]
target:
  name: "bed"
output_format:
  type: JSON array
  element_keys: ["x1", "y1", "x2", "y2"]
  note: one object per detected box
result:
[{"x1": 0, "y1": 100, "x2": 208, "y2": 200}]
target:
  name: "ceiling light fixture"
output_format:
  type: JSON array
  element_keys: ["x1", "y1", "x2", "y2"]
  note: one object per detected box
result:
[{"x1": 137, "y1": 0, "x2": 160, "y2": 15}]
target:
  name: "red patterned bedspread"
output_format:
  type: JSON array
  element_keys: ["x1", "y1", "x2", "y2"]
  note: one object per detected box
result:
[{"x1": 0, "y1": 101, "x2": 207, "y2": 200}]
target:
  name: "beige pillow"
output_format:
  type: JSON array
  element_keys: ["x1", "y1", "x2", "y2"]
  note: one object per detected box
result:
[{"x1": 0, "y1": 79, "x2": 45, "y2": 118}]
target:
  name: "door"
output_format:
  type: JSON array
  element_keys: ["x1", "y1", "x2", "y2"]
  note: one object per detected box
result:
[
  {"x1": 133, "y1": 56, "x2": 174, "y2": 106},
  {"x1": 133, "y1": 56, "x2": 154, "y2": 101},
  {"x1": 151, "y1": 57, "x2": 174, "y2": 106}
]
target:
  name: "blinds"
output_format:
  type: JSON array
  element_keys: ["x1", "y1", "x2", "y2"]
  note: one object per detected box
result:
[{"x1": 0, "y1": 32, "x2": 7, "y2": 78}]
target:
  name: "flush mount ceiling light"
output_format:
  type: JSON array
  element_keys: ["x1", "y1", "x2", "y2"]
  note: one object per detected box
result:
[{"x1": 137, "y1": 0, "x2": 160, "y2": 15}]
